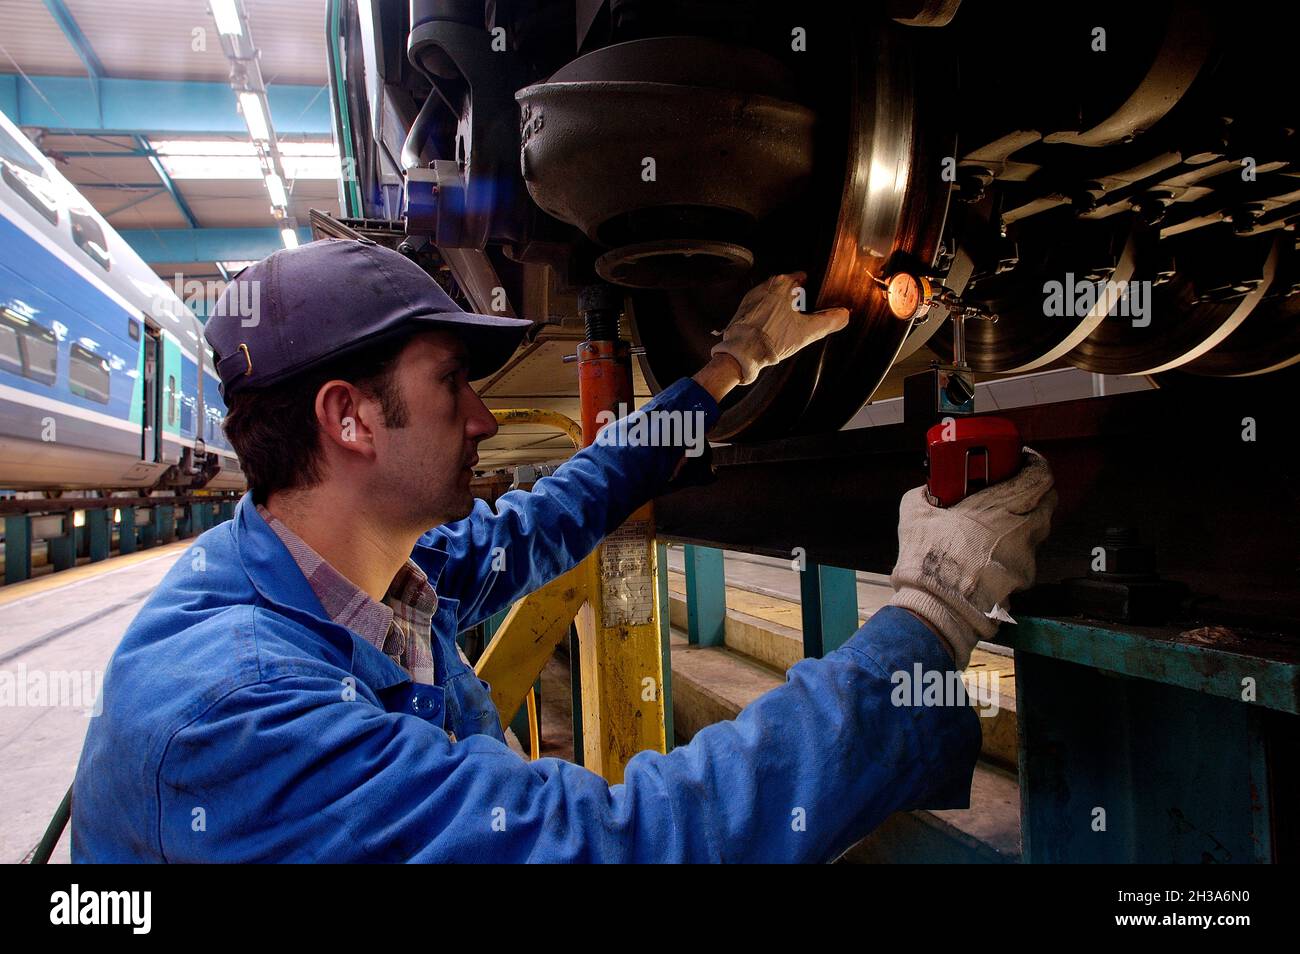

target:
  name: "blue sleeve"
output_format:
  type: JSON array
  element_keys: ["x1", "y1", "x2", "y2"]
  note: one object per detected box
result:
[
  {"x1": 155, "y1": 606, "x2": 981, "y2": 862},
  {"x1": 425, "y1": 377, "x2": 719, "y2": 631}
]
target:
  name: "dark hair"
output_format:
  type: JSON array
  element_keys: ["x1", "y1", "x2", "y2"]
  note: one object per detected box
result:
[{"x1": 221, "y1": 336, "x2": 411, "y2": 503}]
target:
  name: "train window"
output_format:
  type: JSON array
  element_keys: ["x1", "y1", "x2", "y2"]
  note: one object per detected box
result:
[
  {"x1": 24, "y1": 329, "x2": 57, "y2": 384},
  {"x1": 181, "y1": 395, "x2": 192, "y2": 432},
  {"x1": 0, "y1": 125, "x2": 59, "y2": 226},
  {"x1": 0, "y1": 123, "x2": 44, "y2": 175},
  {"x1": 0, "y1": 308, "x2": 57, "y2": 385},
  {"x1": 167, "y1": 374, "x2": 176, "y2": 425},
  {"x1": 68, "y1": 343, "x2": 110, "y2": 404},
  {"x1": 128, "y1": 318, "x2": 140, "y2": 341},
  {"x1": 0, "y1": 323, "x2": 20, "y2": 375}
]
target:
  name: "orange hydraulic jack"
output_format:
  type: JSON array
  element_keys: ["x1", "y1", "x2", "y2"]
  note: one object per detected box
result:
[{"x1": 474, "y1": 286, "x2": 670, "y2": 783}]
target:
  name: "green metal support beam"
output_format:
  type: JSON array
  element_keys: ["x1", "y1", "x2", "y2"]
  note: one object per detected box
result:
[
  {"x1": 4, "y1": 516, "x2": 31, "y2": 584},
  {"x1": 121, "y1": 226, "x2": 312, "y2": 264},
  {"x1": 135, "y1": 135, "x2": 199, "y2": 229},
  {"x1": 40, "y1": 0, "x2": 104, "y2": 119},
  {"x1": 799, "y1": 563, "x2": 859, "y2": 658},
  {"x1": 683, "y1": 545, "x2": 726, "y2": 647},
  {"x1": 87, "y1": 509, "x2": 110, "y2": 562}
]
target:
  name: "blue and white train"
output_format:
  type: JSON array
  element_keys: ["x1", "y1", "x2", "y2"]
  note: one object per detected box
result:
[{"x1": 0, "y1": 110, "x2": 244, "y2": 492}]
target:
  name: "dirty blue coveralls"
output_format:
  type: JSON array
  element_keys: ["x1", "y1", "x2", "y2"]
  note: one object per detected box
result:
[{"x1": 71, "y1": 377, "x2": 980, "y2": 862}]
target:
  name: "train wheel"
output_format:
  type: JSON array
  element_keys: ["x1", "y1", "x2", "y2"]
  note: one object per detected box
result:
[{"x1": 628, "y1": 26, "x2": 951, "y2": 441}]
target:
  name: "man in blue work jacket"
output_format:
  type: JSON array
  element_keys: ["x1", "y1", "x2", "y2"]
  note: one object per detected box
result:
[{"x1": 72, "y1": 238, "x2": 1055, "y2": 862}]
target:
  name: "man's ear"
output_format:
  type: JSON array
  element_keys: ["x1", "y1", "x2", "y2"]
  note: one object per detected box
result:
[{"x1": 315, "y1": 379, "x2": 381, "y2": 460}]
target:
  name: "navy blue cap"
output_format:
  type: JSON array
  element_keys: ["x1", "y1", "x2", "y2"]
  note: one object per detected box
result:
[{"x1": 204, "y1": 238, "x2": 533, "y2": 398}]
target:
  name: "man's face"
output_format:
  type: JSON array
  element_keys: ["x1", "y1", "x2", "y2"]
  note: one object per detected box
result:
[{"x1": 369, "y1": 329, "x2": 498, "y2": 527}]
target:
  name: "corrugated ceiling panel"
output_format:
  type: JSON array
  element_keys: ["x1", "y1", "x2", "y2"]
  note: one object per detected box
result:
[
  {"x1": 183, "y1": 192, "x2": 277, "y2": 228},
  {"x1": 99, "y1": 190, "x2": 193, "y2": 229},
  {"x1": 0, "y1": 1, "x2": 88, "y2": 75},
  {"x1": 56, "y1": 0, "x2": 329, "y2": 84},
  {"x1": 243, "y1": 0, "x2": 331, "y2": 85},
  {"x1": 63, "y1": 0, "x2": 237, "y2": 81},
  {"x1": 33, "y1": 133, "x2": 139, "y2": 153},
  {"x1": 172, "y1": 178, "x2": 277, "y2": 199},
  {"x1": 171, "y1": 182, "x2": 334, "y2": 227},
  {"x1": 7, "y1": 0, "x2": 336, "y2": 287},
  {"x1": 57, "y1": 155, "x2": 159, "y2": 185}
]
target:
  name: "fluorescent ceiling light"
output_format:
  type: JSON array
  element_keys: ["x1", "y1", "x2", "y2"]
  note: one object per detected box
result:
[
  {"x1": 150, "y1": 140, "x2": 341, "y2": 180},
  {"x1": 156, "y1": 155, "x2": 340, "y2": 180},
  {"x1": 238, "y1": 92, "x2": 270, "y2": 141},
  {"x1": 264, "y1": 173, "x2": 288, "y2": 207},
  {"x1": 156, "y1": 155, "x2": 341, "y2": 180},
  {"x1": 155, "y1": 155, "x2": 260, "y2": 179},
  {"x1": 210, "y1": 0, "x2": 244, "y2": 38},
  {"x1": 151, "y1": 140, "x2": 257, "y2": 156},
  {"x1": 150, "y1": 140, "x2": 339, "y2": 157},
  {"x1": 281, "y1": 228, "x2": 299, "y2": 249}
]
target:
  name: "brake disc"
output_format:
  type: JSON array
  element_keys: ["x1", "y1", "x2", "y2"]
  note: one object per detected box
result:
[{"x1": 1067, "y1": 235, "x2": 1279, "y2": 375}]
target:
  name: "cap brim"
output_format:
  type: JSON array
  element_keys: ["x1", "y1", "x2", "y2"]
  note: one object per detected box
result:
[{"x1": 408, "y1": 312, "x2": 534, "y2": 381}]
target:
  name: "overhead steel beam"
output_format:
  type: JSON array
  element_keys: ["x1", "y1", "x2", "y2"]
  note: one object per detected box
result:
[
  {"x1": 103, "y1": 188, "x2": 165, "y2": 218},
  {"x1": 121, "y1": 226, "x2": 312, "y2": 263},
  {"x1": 41, "y1": 0, "x2": 106, "y2": 77},
  {"x1": 55, "y1": 150, "x2": 149, "y2": 157},
  {"x1": 134, "y1": 135, "x2": 199, "y2": 228},
  {"x1": 40, "y1": 0, "x2": 105, "y2": 119},
  {"x1": 0, "y1": 74, "x2": 331, "y2": 136},
  {"x1": 66, "y1": 181, "x2": 162, "y2": 190}
]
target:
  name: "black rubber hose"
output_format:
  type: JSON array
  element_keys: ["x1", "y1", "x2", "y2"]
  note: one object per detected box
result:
[
  {"x1": 401, "y1": 91, "x2": 442, "y2": 171},
  {"x1": 30, "y1": 786, "x2": 71, "y2": 864}
]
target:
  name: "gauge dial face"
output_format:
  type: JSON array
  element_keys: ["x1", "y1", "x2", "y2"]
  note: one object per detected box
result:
[{"x1": 886, "y1": 271, "x2": 925, "y2": 320}]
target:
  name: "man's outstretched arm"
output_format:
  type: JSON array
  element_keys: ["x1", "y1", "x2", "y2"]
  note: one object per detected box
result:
[
  {"x1": 155, "y1": 456, "x2": 1055, "y2": 862},
  {"x1": 427, "y1": 273, "x2": 848, "y2": 629}
]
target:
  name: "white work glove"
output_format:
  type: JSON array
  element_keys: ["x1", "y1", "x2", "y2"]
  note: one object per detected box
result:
[
  {"x1": 711, "y1": 272, "x2": 850, "y2": 385},
  {"x1": 889, "y1": 449, "x2": 1057, "y2": 669}
]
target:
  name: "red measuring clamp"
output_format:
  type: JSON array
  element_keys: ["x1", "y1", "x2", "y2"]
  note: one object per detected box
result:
[{"x1": 925, "y1": 416, "x2": 1022, "y2": 507}]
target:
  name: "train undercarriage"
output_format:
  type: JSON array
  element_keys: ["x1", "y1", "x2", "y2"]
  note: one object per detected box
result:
[
  {"x1": 330, "y1": 0, "x2": 1300, "y2": 441},
  {"x1": 324, "y1": 1, "x2": 1300, "y2": 861}
]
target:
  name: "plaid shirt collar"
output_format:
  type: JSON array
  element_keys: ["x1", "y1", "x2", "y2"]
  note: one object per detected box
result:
[{"x1": 255, "y1": 504, "x2": 438, "y2": 683}]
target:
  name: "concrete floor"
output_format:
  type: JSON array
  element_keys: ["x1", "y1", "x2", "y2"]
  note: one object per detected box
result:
[{"x1": 0, "y1": 541, "x2": 191, "y2": 863}]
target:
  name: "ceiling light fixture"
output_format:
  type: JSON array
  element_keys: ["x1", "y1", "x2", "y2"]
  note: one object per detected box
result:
[
  {"x1": 209, "y1": 0, "x2": 244, "y2": 38},
  {"x1": 238, "y1": 92, "x2": 270, "y2": 142},
  {"x1": 264, "y1": 173, "x2": 288, "y2": 208}
]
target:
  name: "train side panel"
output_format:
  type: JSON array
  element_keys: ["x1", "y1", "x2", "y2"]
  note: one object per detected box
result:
[{"x1": 0, "y1": 109, "x2": 245, "y2": 493}]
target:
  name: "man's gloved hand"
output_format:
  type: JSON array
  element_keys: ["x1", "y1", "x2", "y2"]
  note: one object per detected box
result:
[
  {"x1": 889, "y1": 449, "x2": 1057, "y2": 668},
  {"x1": 710, "y1": 272, "x2": 850, "y2": 385}
]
